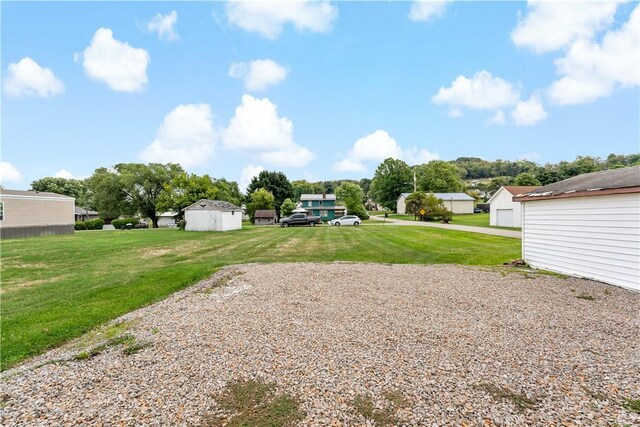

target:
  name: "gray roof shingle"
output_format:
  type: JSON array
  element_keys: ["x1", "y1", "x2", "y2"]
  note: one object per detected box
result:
[{"x1": 183, "y1": 199, "x2": 241, "y2": 212}]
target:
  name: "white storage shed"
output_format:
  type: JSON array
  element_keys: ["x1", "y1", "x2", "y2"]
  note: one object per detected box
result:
[
  {"x1": 397, "y1": 192, "x2": 475, "y2": 214},
  {"x1": 183, "y1": 200, "x2": 242, "y2": 232},
  {"x1": 515, "y1": 166, "x2": 640, "y2": 291},
  {"x1": 488, "y1": 186, "x2": 539, "y2": 228}
]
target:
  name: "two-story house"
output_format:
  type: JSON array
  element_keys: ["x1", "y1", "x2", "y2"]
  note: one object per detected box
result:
[{"x1": 299, "y1": 194, "x2": 346, "y2": 221}]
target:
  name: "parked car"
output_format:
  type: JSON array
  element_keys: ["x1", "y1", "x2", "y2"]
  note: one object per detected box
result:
[
  {"x1": 330, "y1": 215, "x2": 361, "y2": 226},
  {"x1": 279, "y1": 213, "x2": 322, "y2": 227}
]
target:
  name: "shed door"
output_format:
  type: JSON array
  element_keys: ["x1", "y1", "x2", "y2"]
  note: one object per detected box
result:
[{"x1": 496, "y1": 209, "x2": 513, "y2": 227}]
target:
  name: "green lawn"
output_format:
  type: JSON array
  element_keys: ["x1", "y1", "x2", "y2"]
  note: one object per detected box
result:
[
  {"x1": 388, "y1": 213, "x2": 521, "y2": 230},
  {"x1": 1, "y1": 226, "x2": 521, "y2": 370}
]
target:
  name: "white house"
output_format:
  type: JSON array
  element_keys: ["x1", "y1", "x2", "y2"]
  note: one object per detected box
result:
[
  {"x1": 397, "y1": 192, "x2": 475, "y2": 214},
  {"x1": 487, "y1": 186, "x2": 539, "y2": 228},
  {"x1": 183, "y1": 200, "x2": 242, "y2": 232},
  {"x1": 1, "y1": 189, "x2": 75, "y2": 239},
  {"x1": 514, "y1": 166, "x2": 640, "y2": 291}
]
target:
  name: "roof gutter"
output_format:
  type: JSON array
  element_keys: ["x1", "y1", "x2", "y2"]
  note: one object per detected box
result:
[{"x1": 513, "y1": 186, "x2": 640, "y2": 202}]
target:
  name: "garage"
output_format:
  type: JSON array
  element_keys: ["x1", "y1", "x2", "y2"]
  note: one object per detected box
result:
[{"x1": 496, "y1": 209, "x2": 514, "y2": 227}]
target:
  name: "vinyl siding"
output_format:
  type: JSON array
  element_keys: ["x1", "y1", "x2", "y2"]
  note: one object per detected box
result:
[
  {"x1": 522, "y1": 193, "x2": 640, "y2": 291},
  {"x1": 489, "y1": 188, "x2": 523, "y2": 227},
  {"x1": 0, "y1": 195, "x2": 74, "y2": 228}
]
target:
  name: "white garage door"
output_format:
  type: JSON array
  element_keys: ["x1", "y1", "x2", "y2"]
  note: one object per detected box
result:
[{"x1": 497, "y1": 209, "x2": 513, "y2": 227}]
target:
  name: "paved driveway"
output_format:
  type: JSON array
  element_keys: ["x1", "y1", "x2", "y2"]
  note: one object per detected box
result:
[{"x1": 368, "y1": 215, "x2": 522, "y2": 238}]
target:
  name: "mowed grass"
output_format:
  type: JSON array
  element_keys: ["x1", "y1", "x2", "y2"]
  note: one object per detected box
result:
[
  {"x1": 1, "y1": 225, "x2": 521, "y2": 370},
  {"x1": 389, "y1": 213, "x2": 521, "y2": 230}
]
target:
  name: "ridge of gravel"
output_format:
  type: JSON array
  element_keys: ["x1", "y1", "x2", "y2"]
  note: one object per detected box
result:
[{"x1": 2, "y1": 262, "x2": 639, "y2": 426}]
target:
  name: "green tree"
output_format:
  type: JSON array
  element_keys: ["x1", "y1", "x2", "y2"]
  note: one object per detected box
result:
[
  {"x1": 514, "y1": 172, "x2": 541, "y2": 186},
  {"x1": 370, "y1": 158, "x2": 413, "y2": 211},
  {"x1": 416, "y1": 160, "x2": 464, "y2": 193},
  {"x1": 30, "y1": 177, "x2": 91, "y2": 207},
  {"x1": 280, "y1": 198, "x2": 296, "y2": 217},
  {"x1": 291, "y1": 180, "x2": 316, "y2": 201},
  {"x1": 246, "y1": 188, "x2": 275, "y2": 223},
  {"x1": 404, "y1": 191, "x2": 428, "y2": 220},
  {"x1": 336, "y1": 181, "x2": 365, "y2": 215},
  {"x1": 86, "y1": 168, "x2": 133, "y2": 220},
  {"x1": 487, "y1": 176, "x2": 513, "y2": 193},
  {"x1": 246, "y1": 171, "x2": 293, "y2": 216}
]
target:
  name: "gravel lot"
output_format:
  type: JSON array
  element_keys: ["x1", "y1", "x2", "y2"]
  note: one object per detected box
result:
[{"x1": 2, "y1": 263, "x2": 639, "y2": 426}]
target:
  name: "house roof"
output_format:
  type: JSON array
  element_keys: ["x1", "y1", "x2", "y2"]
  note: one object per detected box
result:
[
  {"x1": 158, "y1": 212, "x2": 177, "y2": 217},
  {"x1": 1, "y1": 189, "x2": 74, "y2": 200},
  {"x1": 75, "y1": 206, "x2": 99, "y2": 215},
  {"x1": 254, "y1": 210, "x2": 277, "y2": 218},
  {"x1": 300, "y1": 193, "x2": 337, "y2": 200},
  {"x1": 183, "y1": 199, "x2": 241, "y2": 212},
  {"x1": 487, "y1": 185, "x2": 540, "y2": 204},
  {"x1": 514, "y1": 166, "x2": 640, "y2": 202},
  {"x1": 399, "y1": 192, "x2": 474, "y2": 201}
]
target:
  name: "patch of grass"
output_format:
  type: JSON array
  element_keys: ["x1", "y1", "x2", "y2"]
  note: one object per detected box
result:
[
  {"x1": 351, "y1": 395, "x2": 399, "y2": 426},
  {"x1": 74, "y1": 334, "x2": 136, "y2": 361},
  {"x1": 2, "y1": 226, "x2": 521, "y2": 370},
  {"x1": 382, "y1": 390, "x2": 409, "y2": 408},
  {"x1": 576, "y1": 293, "x2": 596, "y2": 301},
  {"x1": 206, "y1": 379, "x2": 304, "y2": 427},
  {"x1": 475, "y1": 383, "x2": 537, "y2": 412},
  {"x1": 388, "y1": 213, "x2": 521, "y2": 230},
  {"x1": 622, "y1": 398, "x2": 640, "y2": 414},
  {"x1": 199, "y1": 269, "x2": 244, "y2": 294}
]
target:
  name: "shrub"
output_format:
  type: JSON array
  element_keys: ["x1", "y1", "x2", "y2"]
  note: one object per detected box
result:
[
  {"x1": 85, "y1": 219, "x2": 104, "y2": 230},
  {"x1": 177, "y1": 220, "x2": 186, "y2": 230},
  {"x1": 74, "y1": 221, "x2": 87, "y2": 230},
  {"x1": 436, "y1": 207, "x2": 453, "y2": 223},
  {"x1": 348, "y1": 205, "x2": 370, "y2": 220},
  {"x1": 111, "y1": 218, "x2": 140, "y2": 229}
]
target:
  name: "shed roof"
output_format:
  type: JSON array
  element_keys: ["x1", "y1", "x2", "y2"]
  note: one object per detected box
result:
[
  {"x1": 75, "y1": 206, "x2": 99, "y2": 215},
  {"x1": 1, "y1": 189, "x2": 74, "y2": 200},
  {"x1": 399, "y1": 192, "x2": 474, "y2": 201},
  {"x1": 502, "y1": 186, "x2": 540, "y2": 196},
  {"x1": 254, "y1": 210, "x2": 277, "y2": 218},
  {"x1": 183, "y1": 199, "x2": 241, "y2": 212},
  {"x1": 300, "y1": 194, "x2": 337, "y2": 200},
  {"x1": 514, "y1": 166, "x2": 640, "y2": 202}
]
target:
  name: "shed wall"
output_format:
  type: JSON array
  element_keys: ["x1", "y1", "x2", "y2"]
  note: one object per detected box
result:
[
  {"x1": 490, "y1": 188, "x2": 523, "y2": 227},
  {"x1": 0, "y1": 195, "x2": 74, "y2": 228},
  {"x1": 522, "y1": 193, "x2": 640, "y2": 291}
]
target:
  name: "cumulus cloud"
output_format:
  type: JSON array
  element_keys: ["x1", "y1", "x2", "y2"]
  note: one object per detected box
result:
[
  {"x1": 432, "y1": 71, "x2": 521, "y2": 112},
  {"x1": 222, "y1": 95, "x2": 314, "y2": 168},
  {"x1": 225, "y1": 0, "x2": 338, "y2": 39},
  {"x1": 548, "y1": 5, "x2": 640, "y2": 105},
  {"x1": 0, "y1": 162, "x2": 23, "y2": 184},
  {"x1": 488, "y1": 110, "x2": 506, "y2": 125},
  {"x1": 140, "y1": 104, "x2": 217, "y2": 168},
  {"x1": 333, "y1": 130, "x2": 438, "y2": 172},
  {"x1": 511, "y1": 0, "x2": 624, "y2": 53},
  {"x1": 79, "y1": 28, "x2": 150, "y2": 92},
  {"x1": 54, "y1": 169, "x2": 75, "y2": 179},
  {"x1": 409, "y1": 0, "x2": 452, "y2": 22},
  {"x1": 511, "y1": 95, "x2": 548, "y2": 126},
  {"x1": 229, "y1": 59, "x2": 288, "y2": 91},
  {"x1": 239, "y1": 164, "x2": 264, "y2": 192},
  {"x1": 3, "y1": 57, "x2": 64, "y2": 98},
  {"x1": 147, "y1": 10, "x2": 179, "y2": 41}
]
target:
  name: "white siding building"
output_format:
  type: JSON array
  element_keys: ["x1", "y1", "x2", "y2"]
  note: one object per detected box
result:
[
  {"x1": 515, "y1": 166, "x2": 640, "y2": 291},
  {"x1": 488, "y1": 186, "x2": 539, "y2": 228},
  {"x1": 183, "y1": 200, "x2": 242, "y2": 232},
  {"x1": 397, "y1": 193, "x2": 475, "y2": 214}
]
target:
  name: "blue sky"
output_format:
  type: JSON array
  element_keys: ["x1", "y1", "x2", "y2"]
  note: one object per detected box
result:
[{"x1": 2, "y1": 0, "x2": 639, "y2": 190}]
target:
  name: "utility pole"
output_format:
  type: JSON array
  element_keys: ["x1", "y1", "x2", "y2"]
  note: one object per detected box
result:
[{"x1": 413, "y1": 171, "x2": 417, "y2": 192}]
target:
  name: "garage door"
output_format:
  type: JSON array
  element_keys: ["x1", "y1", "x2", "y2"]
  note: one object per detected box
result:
[{"x1": 496, "y1": 209, "x2": 513, "y2": 227}]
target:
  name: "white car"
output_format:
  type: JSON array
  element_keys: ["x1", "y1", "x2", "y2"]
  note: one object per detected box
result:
[{"x1": 330, "y1": 215, "x2": 361, "y2": 226}]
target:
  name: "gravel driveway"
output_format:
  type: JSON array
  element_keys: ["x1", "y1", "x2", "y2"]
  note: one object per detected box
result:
[{"x1": 2, "y1": 263, "x2": 639, "y2": 426}]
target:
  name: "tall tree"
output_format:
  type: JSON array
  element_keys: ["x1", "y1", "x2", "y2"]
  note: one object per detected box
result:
[
  {"x1": 416, "y1": 160, "x2": 464, "y2": 193},
  {"x1": 336, "y1": 181, "x2": 365, "y2": 215},
  {"x1": 280, "y1": 198, "x2": 296, "y2": 217},
  {"x1": 514, "y1": 172, "x2": 541, "y2": 186},
  {"x1": 291, "y1": 180, "x2": 316, "y2": 201},
  {"x1": 246, "y1": 170, "x2": 293, "y2": 216},
  {"x1": 246, "y1": 188, "x2": 275, "y2": 223},
  {"x1": 30, "y1": 177, "x2": 91, "y2": 207},
  {"x1": 86, "y1": 168, "x2": 133, "y2": 220},
  {"x1": 370, "y1": 158, "x2": 413, "y2": 211}
]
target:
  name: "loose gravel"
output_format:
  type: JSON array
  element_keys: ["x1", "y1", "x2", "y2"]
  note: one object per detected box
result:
[{"x1": 2, "y1": 263, "x2": 639, "y2": 426}]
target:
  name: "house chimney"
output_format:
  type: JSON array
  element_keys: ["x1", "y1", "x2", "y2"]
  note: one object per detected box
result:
[{"x1": 323, "y1": 193, "x2": 326, "y2": 199}]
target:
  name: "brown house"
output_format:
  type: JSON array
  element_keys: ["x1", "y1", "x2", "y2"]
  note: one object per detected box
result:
[
  {"x1": 254, "y1": 209, "x2": 277, "y2": 225},
  {"x1": 0, "y1": 189, "x2": 75, "y2": 239}
]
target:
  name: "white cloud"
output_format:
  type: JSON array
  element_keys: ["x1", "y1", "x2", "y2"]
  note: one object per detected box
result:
[
  {"x1": 222, "y1": 95, "x2": 314, "y2": 168},
  {"x1": 432, "y1": 71, "x2": 521, "y2": 112},
  {"x1": 548, "y1": 5, "x2": 640, "y2": 105},
  {"x1": 140, "y1": 104, "x2": 217, "y2": 168},
  {"x1": 333, "y1": 130, "x2": 438, "y2": 172},
  {"x1": 3, "y1": 57, "x2": 64, "y2": 98},
  {"x1": 409, "y1": 0, "x2": 452, "y2": 22},
  {"x1": 54, "y1": 169, "x2": 74, "y2": 179},
  {"x1": 79, "y1": 28, "x2": 150, "y2": 92},
  {"x1": 239, "y1": 164, "x2": 264, "y2": 192},
  {"x1": 229, "y1": 59, "x2": 288, "y2": 91},
  {"x1": 147, "y1": 10, "x2": 179, "y2": 41},
  {"x1": 511, "y1": 0, "x2": 624, "y2": 53},
  {"x1": 488, "y1": 110, "x2": 506, "y2": 125},
  {"x1": 511, "y1": 95, "x2": 548, "y2": 126},
  {"x1": 0, "y1": 162, "x2": 23, "y2": 184},
  {"x1": 225, "y1": 0, "x2": 338, "y2": 39}
]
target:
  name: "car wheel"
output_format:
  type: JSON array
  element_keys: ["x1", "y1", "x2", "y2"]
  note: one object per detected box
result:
[
  {"x1": 335, "y1": 222, "x2": 340, "y2": 226},
  {"x1": 354, "y1": 221, "x2": 360, "y2": 226},
  {"x1": 309, "y1": 222, "x2": 315, "y2": 227},
  {"x1": 284, "y1": 223, "x2": 289, "y2": 227}
]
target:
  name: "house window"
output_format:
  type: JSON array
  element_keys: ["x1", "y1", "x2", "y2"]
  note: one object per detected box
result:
[
  {"x1": 0, "y1": 201, "x2": 4, "y2": 221},
  {"x1": 321, "y1": 210, "x2": 328, "y2": 217}
]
